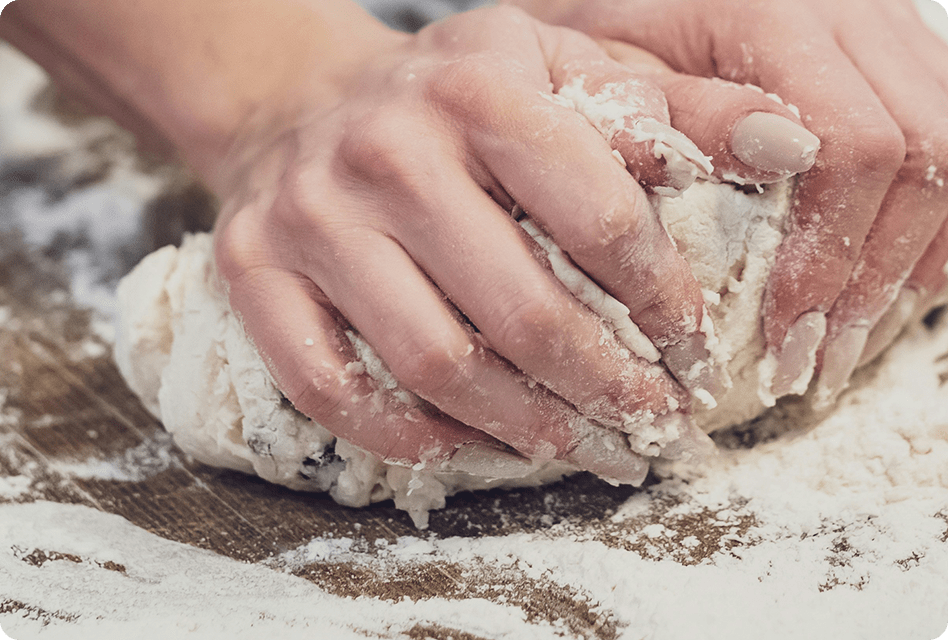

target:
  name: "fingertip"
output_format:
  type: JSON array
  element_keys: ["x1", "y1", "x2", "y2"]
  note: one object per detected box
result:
[
  {"x1": 566, "y1": 424, "x2": 651, "y2": 486},
  {"x1": 440, "y1": 441, "x2": 538, "y2": 478},
  {"x1": 660, "y1": 328, "x2": 732, "y2": 408},
  {"x1": 659, "y1": 74, "x2": 819, "y2": 185},
  {"x1": 812, "y1": 324, "x2": 870, "y2": 410},
  {"x1": 766, "y1": 310, "x2": 826, "y2": 400}
]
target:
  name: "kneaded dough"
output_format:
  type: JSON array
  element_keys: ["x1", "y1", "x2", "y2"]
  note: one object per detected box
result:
[{"x1": 115, "y1": 179, "x2": 792, "y2": 528}]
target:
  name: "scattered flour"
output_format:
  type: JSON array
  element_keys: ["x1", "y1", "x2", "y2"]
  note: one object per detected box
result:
[
  {"x1": 47, "y1": 430, "x2": 180, "y2": 483},
  {"x1": 0, "y1": 42, "x2": 179, "y2": 322},
  {"x1": 0, "y1": 474, "x2": 32, "y2": 500},
  {"x1": 5, "y1": 310, "x2": 948, "y2": 638},
  {"x1": 6, "y1": 317, "x2": 948, "y2": 639}
]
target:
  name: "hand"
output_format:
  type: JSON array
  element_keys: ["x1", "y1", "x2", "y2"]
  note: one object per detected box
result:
[
  {"x1": 510, "y1": 0, "x2": 948, "y2": 407},
  {"x1": 212, "y1": 5, "x2": 814, "y2": 477}
]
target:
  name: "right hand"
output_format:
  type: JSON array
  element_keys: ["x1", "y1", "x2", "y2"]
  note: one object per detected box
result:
[
  {"x1": 212, "y1": 6, "x2": 815, "y2": 480},
  {"x1": 507, "y1": 0, "x2": 948, "y2": 407}
]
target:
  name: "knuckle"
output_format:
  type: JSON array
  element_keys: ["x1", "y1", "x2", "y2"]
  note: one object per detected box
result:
[
  {"x1": 563, "y1": 188, "x2": 648, "y2": 261},
  {"x1": 213, "y1": 213, "x2": 266, "y2": 284},
  {"x1": 492, "y1": 294, "x2": 565, "y2": 360},
  {"x1": 387, "y1": 336, "x2": 468, "y2": 399},
  {"x1": 338, "y1": 112, "x2": 427, "y2": 187},
  {"x1": 846, "y1": 117, "x2": 907, "y2": 181},
  {"x1": 484, "y1": 3, "x2": 530, "y2": 23},
  {"x1": 902, "y1": 126, "x2": 948, "y2": 190},
  {"x1": 566, "y1": 193, "x2": 663, "y2": 272},
  {"x1": 424, "y1": 56, "x2": 510, "y2": 126},
  {"x1": 287, "y1": 365, "x2": 349, "y2": 423}
]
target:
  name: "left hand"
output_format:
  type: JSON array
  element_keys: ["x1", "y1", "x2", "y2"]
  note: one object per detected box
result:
[{"x1": 510, "y1": 0, "x2": 948, "y2": 407}]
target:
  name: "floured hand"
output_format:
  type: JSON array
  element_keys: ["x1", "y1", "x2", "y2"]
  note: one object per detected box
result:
[
  {"x1": 211, "y1": 6, "x2": 814, "y2": 476},
  {"x1": 508, "y1": 0, "x2": 948, "y2": 408},
  {"x1": 0, "y1": 0, "x2": 819, "y2": 478}
]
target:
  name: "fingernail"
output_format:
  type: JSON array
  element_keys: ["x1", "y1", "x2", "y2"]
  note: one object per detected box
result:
[
  {"x1": 567, "y1": 426, "x2": 650, "y2": 486},
  {"x1": 731, "y1": 112, "x2": 821, "y2": 175},
  {"x1": 766, "y1": 311, "x2": 826, "y2": 400},
  {"x1": 813, "y1": 325, "x2": 871, "y2": 410},
  {"x1": 650, "y1": 413, "x2": 718, "y2": 462},
  {"x1": 662, "y1": 332, "x2": 731, "y2": 409},
  {"x1": 858, "y1": 288, "x2": 919, "y2": 367},
  {"x1": 442, "y1": 443, "x2": 536, "y2": 479}
]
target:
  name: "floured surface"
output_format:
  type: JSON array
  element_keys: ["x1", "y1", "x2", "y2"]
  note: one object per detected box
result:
[{"x1": 3, "y1": 314, "x2": 948, "y2": 640}]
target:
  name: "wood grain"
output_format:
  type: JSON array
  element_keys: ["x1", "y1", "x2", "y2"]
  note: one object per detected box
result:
[{"x1": 0, "y1": 253, "x2": 635, "y2": 638}]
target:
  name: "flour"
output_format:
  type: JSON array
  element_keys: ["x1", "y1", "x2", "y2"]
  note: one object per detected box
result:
[
  {"x1": 0, "y1": 474, "x2": 31, "y2": 500},
  {"x1": 15, "y1": 318, "x2": 943, "y2": 638},
  {"x1": 5, "y1": 313, "x2": 948, "y2": 638},
  {"x1": 517, "y1": 213, "x2": 660, "y2": 364},
  {"x1": 554, "y1": 76, "x2": 714, "y2": 196}
]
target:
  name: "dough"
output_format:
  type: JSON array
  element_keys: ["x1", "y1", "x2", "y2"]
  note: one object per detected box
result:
[{"x1": 114, "y1": 178, "x2": 792, "y2": 528}]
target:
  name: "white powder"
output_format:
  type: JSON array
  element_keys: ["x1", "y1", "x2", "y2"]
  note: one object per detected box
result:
[
  {"x1": 554, "y1": 76, "x2": 713, "y2": 196},
  {"x1": 0, "y1": 43, "x2": 177, "y2": 322},
  {"x1": 5, "y1": 318, "x2": 948, "y2": 639},
  {"x1": 518, "y1": 213, "x2": 660, "y2": 363},
  {"x1": 4, "y1": 313, "x2": 948, "y2": 638},
  {"x1": 47, "y1": 430, "x2": 180, "y2": 483},
  {"x1": 0, "y1": 474, "x2": 32, "y2": 500},
  {"x1": 103, "y1": 198, "x2": 948, "y2": 639}
]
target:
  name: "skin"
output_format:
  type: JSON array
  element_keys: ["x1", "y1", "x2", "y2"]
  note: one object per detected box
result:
[
  {"x1": 1, "y1": 0, "x2": 819, "y2": 475},
  {"x1": 510, "y1": 0, "x2": 948, "y2": 404}
]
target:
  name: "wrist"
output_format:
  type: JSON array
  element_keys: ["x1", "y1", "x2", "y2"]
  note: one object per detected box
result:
[
  {"x1": 0, "y1": 0, "x2": 405, "y2": 193},
  {"x1": 159, "y1": 4, "x2": 407, "y2": 193}
]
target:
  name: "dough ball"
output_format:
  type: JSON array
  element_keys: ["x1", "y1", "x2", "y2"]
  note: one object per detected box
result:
[{"x1": 114, "y1": 179, "x2": 792, "y2": 527}]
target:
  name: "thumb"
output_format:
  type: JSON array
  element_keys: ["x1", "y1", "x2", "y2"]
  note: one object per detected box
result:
[{"x1": 599, "y1": 38, "x2": 821, "y2": 186}]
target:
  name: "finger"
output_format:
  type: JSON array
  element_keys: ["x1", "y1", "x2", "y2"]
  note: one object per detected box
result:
[
  {"x1": 330, "y1": 101, "x2": 695, "y2": 426},
  {"x1": 342, "y1": 160, "x2": 693, "y2": 431},
  {"x1": 287, "y1": 217, "x2": 669, "y2": 483},
  {"x1": 545, "y1": 28, "x2": 714, "y2": 196},
  {"x1": 215, "y1": 255, "x2": 509, "y2": 472},
  {"x1": 881, "y1": 0, "x2": 948, "y2": 90},
  {"x1": 908, "y1": 215, "x2": 948, "y2": 300},
  {"x1": 859, "y1": 215, "x2": 948, "y2": 366},
  {"x1": 705, "y1": 13, "x2": 908, "y2": 401},
  {"x1": 875, "y1": 0, "x2": 948, "y2": 327},
  {"x1": 599, "y1": 38, "x2": 821, "y2": 186},
  {"x1": 456, "y1": 29, "x2": 729, "y2": 405},
  {"x1": 809, "y1": 15, "x2": 948, "y2": 407}
]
